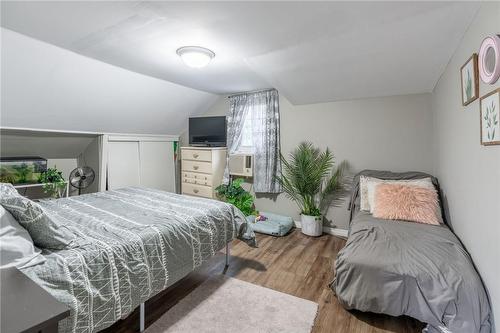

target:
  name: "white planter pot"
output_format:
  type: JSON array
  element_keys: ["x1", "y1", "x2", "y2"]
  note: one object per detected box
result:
[{"x1": 301, "y1": 214, "x2": 323, "y2": 237}]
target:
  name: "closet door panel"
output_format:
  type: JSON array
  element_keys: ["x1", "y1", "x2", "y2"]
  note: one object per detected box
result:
[
  {"x1": 139, "y1": 141, "x2": 175, "y2": 192},
  {"x1": 107, "y1": 141, "x2": 140, "y2": 190}
]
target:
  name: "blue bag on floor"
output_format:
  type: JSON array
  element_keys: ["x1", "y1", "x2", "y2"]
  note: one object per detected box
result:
[{"x1": 246, "y1": 211, "x2": 294, "y2": 237}]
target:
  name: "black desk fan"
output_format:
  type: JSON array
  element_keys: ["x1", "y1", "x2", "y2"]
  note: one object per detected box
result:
[{"x1": 69, "y1": 166, "x2": 95, "y2": 195}]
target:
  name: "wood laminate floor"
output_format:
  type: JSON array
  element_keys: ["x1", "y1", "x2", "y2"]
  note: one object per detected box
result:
[{"x1": 103, "y1": 230, "x2": 424, "y2": 333}]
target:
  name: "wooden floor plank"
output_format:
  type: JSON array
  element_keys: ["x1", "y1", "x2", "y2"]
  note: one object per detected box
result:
[{"x1": 104, "y1": 229, "x2": 424, "y2": 333}]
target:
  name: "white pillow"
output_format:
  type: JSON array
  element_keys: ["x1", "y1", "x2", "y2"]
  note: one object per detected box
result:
[
  {"x1": 0, "y1": 205, "x2": 46, "y2": 269},
  {"x1": 359, "y1": 176, "x2": 372, "y2": 211},
  {"x1": 360, "y1": 176, "x2": 435, "y2": 213}
]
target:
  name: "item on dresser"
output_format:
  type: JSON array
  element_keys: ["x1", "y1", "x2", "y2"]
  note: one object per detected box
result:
[
  {"x1": 189, "y1": 116, "x2": 227, "y2": 147},
  {"x1": 181, "y1": 147, "x2": 227, "y2": 199}
]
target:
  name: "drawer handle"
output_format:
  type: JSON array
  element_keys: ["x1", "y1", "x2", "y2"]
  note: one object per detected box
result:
[
  {"x1": 193, "y1": 189, "x2": 199, "y2": 193},
  {"x1": 193, "y1": 166, "x2": 199, "y2": 170},
  {"x1": 193, "y1": 153, "x2": 199, "y2": 158}
]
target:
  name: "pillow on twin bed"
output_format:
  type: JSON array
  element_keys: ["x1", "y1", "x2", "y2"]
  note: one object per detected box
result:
[
  {"x1": 0, "y1": 183, "x2": 76, "y2": 249},
  {"x1": 359, "y1": 176, "x2": 435, "y2": 212},
  {"x1": 372, "y1": 183, "x2": 440, "y2": 225}
]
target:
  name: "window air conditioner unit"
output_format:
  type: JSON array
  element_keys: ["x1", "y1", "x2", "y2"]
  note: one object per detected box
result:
[{"x1": 229, "y1": 154, "x2": 253, "y2": 177}]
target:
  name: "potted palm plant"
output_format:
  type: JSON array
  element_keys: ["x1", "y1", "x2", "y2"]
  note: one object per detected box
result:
[{"x1": 275, "y1": 142, "x2": 347, "y2": 237}]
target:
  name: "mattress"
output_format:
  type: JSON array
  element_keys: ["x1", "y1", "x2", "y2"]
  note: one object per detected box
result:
[
  {"x1": 332, "y1": 170, "x2": 492, "y2": 333},
  {"x1": 20, "y1": 187, "x2": 255, "y2": 333}
]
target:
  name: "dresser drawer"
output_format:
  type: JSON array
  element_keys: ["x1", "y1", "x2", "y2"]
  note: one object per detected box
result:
[
  {"x1": 183, "y1": 178, "x2": 212, "y2": 186},
  {"x1": 182, "y1": 160, "x2": 212, "y2": 174},
  {"x1": 181, "y1": 149, "x2": 212, "y2": 162},
  {"x1": 182, "y1": 183, "x2": 213, "y2": 198},
  {"x1": 182, "y1": 172, "x2": 212, "y2": 186}
]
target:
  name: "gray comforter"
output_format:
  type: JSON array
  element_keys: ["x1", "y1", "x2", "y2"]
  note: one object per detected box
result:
[
  {"x1": 333, "y1": 170, "x2": 492, "y2": 333},
  {"x1": 20, "y1": 187, "x2": 255, "y2": 333}
]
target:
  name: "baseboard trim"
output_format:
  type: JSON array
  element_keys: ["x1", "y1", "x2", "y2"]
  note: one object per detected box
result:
[{"x1": 294, "y1": 220, "x2": 348, "y2": 238}]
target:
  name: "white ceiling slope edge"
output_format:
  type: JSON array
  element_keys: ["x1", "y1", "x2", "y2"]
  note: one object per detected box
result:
[
  {"x1": 1, "y1": 1, "x2": 479, "y2": 105},
  {"x1": 0, "y1": 28, "x2": 218, "y2": 135}
]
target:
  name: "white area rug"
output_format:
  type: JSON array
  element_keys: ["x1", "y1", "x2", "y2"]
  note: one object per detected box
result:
[{"x1": 146, "y1": 275, "x2": 318, "y2": 333}]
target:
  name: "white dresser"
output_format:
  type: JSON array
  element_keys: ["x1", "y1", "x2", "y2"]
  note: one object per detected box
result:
[{"x1": 181, "y1": 147, "x2": 227, "y2": 199}]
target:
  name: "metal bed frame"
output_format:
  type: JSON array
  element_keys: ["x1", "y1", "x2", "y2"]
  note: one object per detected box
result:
[{"x1": 138, "y1": 243, "x2": 231, "y2": 332}]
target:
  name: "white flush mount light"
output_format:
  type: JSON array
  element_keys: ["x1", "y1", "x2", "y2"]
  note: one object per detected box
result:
[{"x1": 176, "y1": 46, "x2": 215, "y2": 68}]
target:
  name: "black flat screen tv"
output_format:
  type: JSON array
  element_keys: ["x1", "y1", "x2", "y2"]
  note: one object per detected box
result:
[{"x1": 189, "y1": 116, "x2": 227, "y2": 147}]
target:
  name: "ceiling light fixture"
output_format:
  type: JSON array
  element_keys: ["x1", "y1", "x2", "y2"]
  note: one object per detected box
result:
[{"x1": 176, "y1": 46, "x2": 215, "y2": 69}]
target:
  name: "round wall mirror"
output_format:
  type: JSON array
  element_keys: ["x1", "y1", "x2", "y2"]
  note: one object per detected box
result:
[{"x1": 479, "y1": 35, "x2": 500, "y2": 84}]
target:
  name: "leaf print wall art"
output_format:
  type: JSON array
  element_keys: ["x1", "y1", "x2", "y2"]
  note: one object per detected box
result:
[
  {"x1": 480, "y1": 88, "x2": 500, "y2": 146},
  {"x1": 461, "y1": 54, "x2": 479, "y2": 106}
]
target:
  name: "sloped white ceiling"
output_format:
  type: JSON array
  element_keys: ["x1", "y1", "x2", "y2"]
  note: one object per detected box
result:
[
  {"x1": 0, "y1": 129, "x2": 97, "y2": 159},
  {"x1": 1, "y1": 28, "x2": 217, "y2": 135},
  {"x1": 1, "y1": 1, "x2": 479, "y2": 104}
]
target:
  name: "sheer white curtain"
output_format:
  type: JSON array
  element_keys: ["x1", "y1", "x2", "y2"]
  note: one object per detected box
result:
[{"x1": 224, "y1": 89, "x2": 281, "y2": 193}]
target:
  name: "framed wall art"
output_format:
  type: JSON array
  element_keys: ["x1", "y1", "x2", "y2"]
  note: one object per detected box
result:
[
  {"x1": 460, "y1": 54, "x2": 479, "y2": 106},
  {"x1": 480, "y1": 88, "x2": 500, "y2": 146}
]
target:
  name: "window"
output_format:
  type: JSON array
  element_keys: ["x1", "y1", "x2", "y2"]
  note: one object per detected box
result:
[
  {"x1": 226, "y1": 89, "x2": 280, "y2": 193},
  {"x1": 238, "y1": 111, "x2": 254, "y2": 153}
]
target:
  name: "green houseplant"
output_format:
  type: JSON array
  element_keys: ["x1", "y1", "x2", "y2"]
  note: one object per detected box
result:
[
  {"x1": 275, "y1": 142, "x2": 347, "y2": 236},
  {"x1": 215, "y1": 178, "x2": 258, "y2": 216},
  {"x1": 38, "y1": 166, "x2": 67, "y2": 198}
]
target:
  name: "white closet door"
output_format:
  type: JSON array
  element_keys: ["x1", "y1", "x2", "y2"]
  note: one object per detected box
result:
[
  {"x1": 107, "y1": 141, "x2": 140, "y2": 190},
  {"x1": 139, "y1": 141, "x2": 175, "y2": 192}
]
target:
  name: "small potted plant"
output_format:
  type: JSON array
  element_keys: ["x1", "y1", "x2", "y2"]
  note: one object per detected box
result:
[
  {"x1": 38, "y1": 166, "x2": 67, "y2": 198},
  {"x1": 215, "y1": 178, "x2": 258, "y2": 216},
  {"x1": 275, "y1": 142, "x2": 347, "y2": 237}
]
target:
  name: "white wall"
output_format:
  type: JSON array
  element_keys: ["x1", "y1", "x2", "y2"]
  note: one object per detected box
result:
[
  {"x1": 0, "y1": 28, "x2": 217, "y2": 135},
  {"x1": 77, "y1": 136, "x2": 100, "y2": 194},
  {"x1": 47, "y1": 158, "x2": 77, "y2": 181},
  {"x1": 47, "y1": 158, "x2": 78, "y2": 196},
  {"x1": 183, "y1": 93, "x2": 434, "y2": 229},
  {"x1": 431, "y1": 2, "x2": 500, "y2": 328}
]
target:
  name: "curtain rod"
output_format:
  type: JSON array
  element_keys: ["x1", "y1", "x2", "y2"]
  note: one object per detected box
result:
[{"x1": 227, "y1": 88, "x2": 276, "y2": 98}]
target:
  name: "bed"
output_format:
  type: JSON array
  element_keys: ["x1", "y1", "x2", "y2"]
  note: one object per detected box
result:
[
  {"x1": 16, "y1": 187, "x2": 255, "y2": 333},
  {"x1": 332, "y1": 170, "x2": 492, "y2": 333}
]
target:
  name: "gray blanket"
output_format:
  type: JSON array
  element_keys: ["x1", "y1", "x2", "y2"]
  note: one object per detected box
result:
[
  {"x1": 333, "y1": 170, "x2": 492, "y2": 333},
  {"x1": 20, "y1": 187, "x2": 255, "y2": 333}
]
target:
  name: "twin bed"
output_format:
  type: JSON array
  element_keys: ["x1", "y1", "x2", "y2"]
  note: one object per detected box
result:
[
  {"x1": 332, "y1": 170, "x2": 492, "y2": 333},
  {"x1": 15, "y1": 187, "x2": 255, "y2": 333}
]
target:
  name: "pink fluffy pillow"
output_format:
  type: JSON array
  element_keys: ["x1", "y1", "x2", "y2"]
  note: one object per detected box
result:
[{"x1": 372, "y1": 183, "x2": 440, "y2": 225}]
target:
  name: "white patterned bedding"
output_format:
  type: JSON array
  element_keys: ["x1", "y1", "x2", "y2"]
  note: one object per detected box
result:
[{"x1": 20, "y1": 187, "x2": 254, "y2": 333}]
